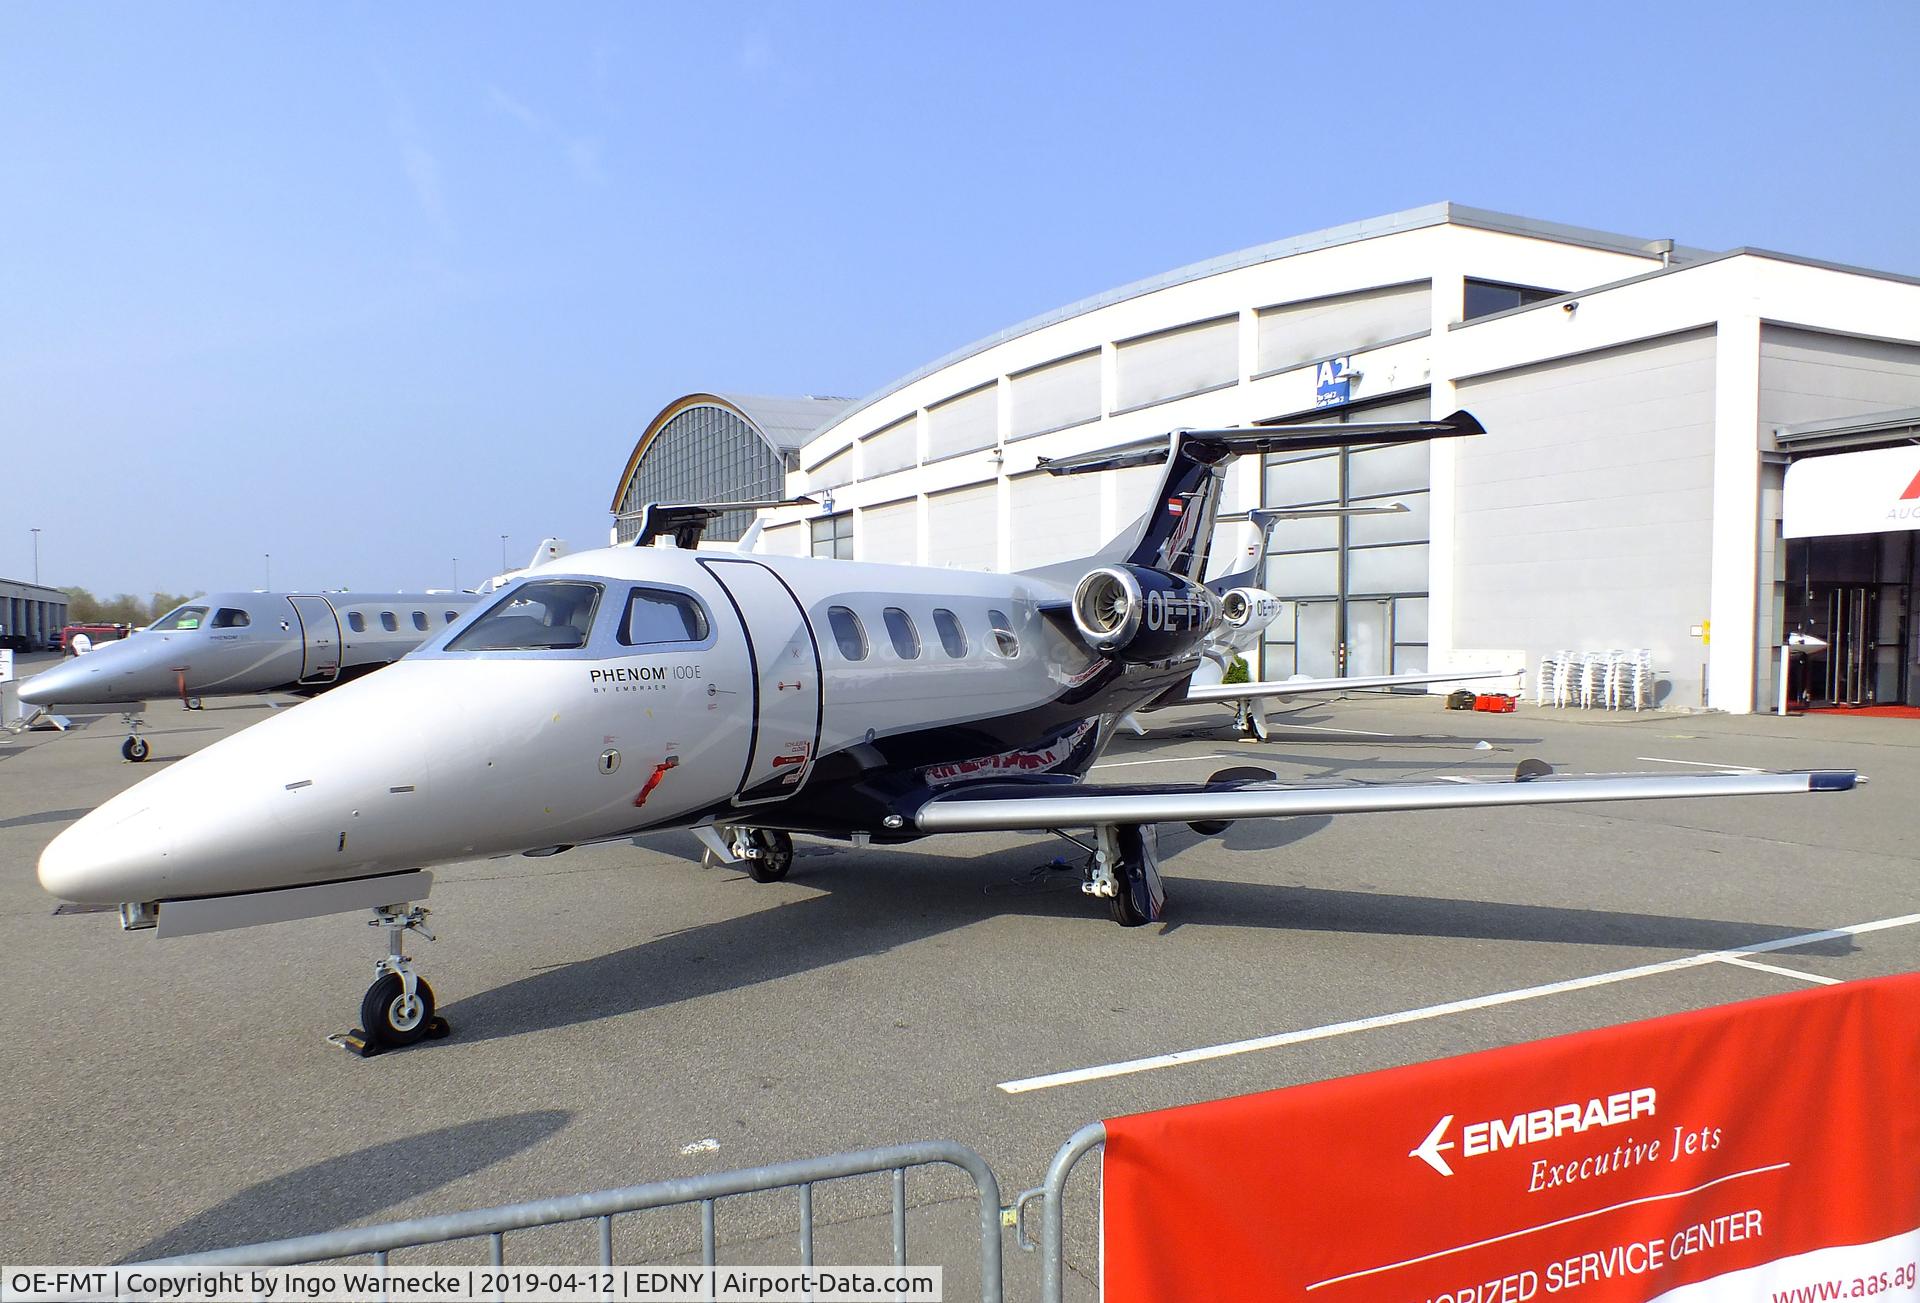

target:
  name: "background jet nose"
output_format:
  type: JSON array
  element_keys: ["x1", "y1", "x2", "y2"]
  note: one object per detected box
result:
[{"x1": 16, "y1": 660, "x2": 83, "y2": 706}]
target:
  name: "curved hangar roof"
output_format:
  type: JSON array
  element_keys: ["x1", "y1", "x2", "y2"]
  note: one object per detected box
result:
[{"x1": 610, "y1": 392, "x2": 851, "y2": 541}]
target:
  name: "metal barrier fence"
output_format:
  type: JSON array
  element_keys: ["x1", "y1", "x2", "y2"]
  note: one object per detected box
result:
[{"x1": 147, "y1": 1141, "x2": 1006, "y2": 1303}]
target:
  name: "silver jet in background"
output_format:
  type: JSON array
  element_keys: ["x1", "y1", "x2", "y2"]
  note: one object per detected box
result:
[
  {"x1": 37, "y1": 411, "x2": 1859, "y2": 1050},
  {"x1": 19, "y1": 589, "x2": 482, "y2": 759}
]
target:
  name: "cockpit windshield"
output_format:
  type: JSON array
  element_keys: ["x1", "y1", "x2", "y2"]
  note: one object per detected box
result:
[
  {"x1": 151, "y1": 606, "x2": 209, "y2": 632},
  {"x1": 446, "y1": 580, "x2": 603, "y2": 651}
]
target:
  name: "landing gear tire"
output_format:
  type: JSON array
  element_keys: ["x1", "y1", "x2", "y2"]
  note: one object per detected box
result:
[
  {"x1": 1091, "y1": 824, "x2": 1165, "y2": 928},
  {"x1": 122, "y1": 736, "x2": 150, "y2": 762},
  {"x1": 360, "y1": 973, "x2": 436, "y2": 1049},
  {"x1": 745, "y1": 830, "x2": 794, "y2": 883},
  {"x1": 185, "y1": 697, "x2": 203, "y2": 711}
]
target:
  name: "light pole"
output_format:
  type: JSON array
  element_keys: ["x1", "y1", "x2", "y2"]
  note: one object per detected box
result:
[
  {"x1": 500, "y1": 534, "x2": 509, "y2": 572},
  {"x1": 264, "y1": 554, "x2": 271, "y2": 589},
  {"x1": 30, "y1": 528, "x2": 41, "y2": 584},
  {"x1": 452, "y1": 558, "x2": 459, "y2": 590}
]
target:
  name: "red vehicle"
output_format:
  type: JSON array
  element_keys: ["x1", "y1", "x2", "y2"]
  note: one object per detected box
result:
[{"x1": 60, "y1": 622, "x2": 132, "y2": 655}]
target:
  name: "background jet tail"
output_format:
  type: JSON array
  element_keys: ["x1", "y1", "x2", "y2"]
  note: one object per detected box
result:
[{"x1": 1037, "y1": 410, "x2": 1481, "y2": 583}]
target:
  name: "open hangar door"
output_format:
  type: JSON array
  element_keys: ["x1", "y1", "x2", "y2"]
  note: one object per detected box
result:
[{"x1": 1780, "y1": 444, "x2": 1920, "y2": 708}]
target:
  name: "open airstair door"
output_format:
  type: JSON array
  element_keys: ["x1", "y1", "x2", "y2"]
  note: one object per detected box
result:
[
  {"x1": 700, "y1": 559, "x2": 823, "y2": 805},
  {"x1": 285, "y1": 596, "x2": 342, "y2": 685}
]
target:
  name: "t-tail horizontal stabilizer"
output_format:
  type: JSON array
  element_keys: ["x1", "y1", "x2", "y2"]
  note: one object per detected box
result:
[{"x1": 1038, "y1": 410, "x2": 1483, "y2": 582}]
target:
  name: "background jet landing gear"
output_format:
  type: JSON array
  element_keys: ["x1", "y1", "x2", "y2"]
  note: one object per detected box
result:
[
  {"x1": 701, "y1": 827, "x2": 795, "y2": 882},
  {"x1": 1082, "y1": 824, "x2": 1166, "y2": 927},
  {"x1": 329, "y1": 903, "x2": 451, "y2": 1057},
  {"x1": 120, "y1": 712, "x2": 149, "y2": 762}
]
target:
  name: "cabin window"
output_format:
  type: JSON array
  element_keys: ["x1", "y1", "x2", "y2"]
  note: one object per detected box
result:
[
  {"x1": 619, "y1": 588, "x2": 710, "y2": 646},
  {"x1": 151, "y1": 605, "x2": 208, "y2": 632},
  {"x1": 411, "y1": 611, "x2": 429, "y2": 632},
  {"x1": 827, "y1": 606, "x2": 867, "y2": 661},
  {"x1": 883, "y1": 608, "x2": 920, "y2": 659},
  {"x1": 932, "y1": 608, "x2": 967, "y2": 658},
  {"x1": 988, "y1": 609, "x2": 1019, "y2": 658},
  {"x1": 447, "y1": 580, "x2": 603, "y2": 651},
  {"x1": 211, "y1": 608, "x2": 251, "y2": 629},
  {"x1": 443, "y1": 611, "x2": 459, "y2": 623},
  {"x1": 347, "y1": 612, "x2": 366, "y2": 633},
  {"x1": 380, "y1": 611, "x2": 399, "y2": 632}
]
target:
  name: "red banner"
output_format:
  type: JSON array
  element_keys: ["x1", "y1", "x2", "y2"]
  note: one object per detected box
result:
[{"x1": 1103, "y1": 974, "x2": 1920, "y2": 1302}]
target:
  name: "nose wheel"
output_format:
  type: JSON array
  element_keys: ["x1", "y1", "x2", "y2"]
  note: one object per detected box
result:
[{"x1": 331, "y1": 903, "x2": 451, "y2": 1057}]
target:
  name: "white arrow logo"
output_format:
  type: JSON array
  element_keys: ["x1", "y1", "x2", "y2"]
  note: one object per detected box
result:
[{"x1": 1410, "y1": 1114, "x2": 1456, "y2": 1176}]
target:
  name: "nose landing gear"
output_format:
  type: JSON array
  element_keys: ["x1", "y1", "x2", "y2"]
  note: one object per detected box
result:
[
  {"x1": 120, "y1": 711, "x2": 150, "y2": 762},
  {"x1": 332, "y1": 903, "x2": 451, "y2": 1057}
]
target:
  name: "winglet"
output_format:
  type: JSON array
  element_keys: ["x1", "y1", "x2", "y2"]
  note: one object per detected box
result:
[{"x1": 1810, "y1": 771, "x2": 1857, "y2": 792}]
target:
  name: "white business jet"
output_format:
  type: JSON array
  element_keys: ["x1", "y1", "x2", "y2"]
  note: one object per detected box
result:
[{"x1": 37, "y1": 412, "x2": 1857, "y2": 1050}]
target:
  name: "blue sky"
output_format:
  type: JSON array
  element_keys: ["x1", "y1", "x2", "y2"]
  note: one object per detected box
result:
[{"x1": 4, "y1": 2, "x2": 1918, "y2": 596}]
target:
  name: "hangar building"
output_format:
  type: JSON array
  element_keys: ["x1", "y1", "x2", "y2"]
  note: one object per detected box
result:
[
  {"x1": 1, "y1": 577, "x2": 69, "y2": 651},
  {"x1": 611, "y1": 204, "x2": 1920, "y2": 715}
]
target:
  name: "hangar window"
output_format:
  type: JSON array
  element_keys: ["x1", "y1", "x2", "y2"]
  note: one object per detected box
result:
[
  {"x1": 619, "y1": 588, "x2": 710, "y2": 646},
  {"x1": 411, "y1": 611, "x2": 429, "y2": 632},
  {"x1": 932, "y1": 608, "x2": 968, "y2": 657},
  {"x1": 827, "y1": 606, "x2": 867, "y2": 660},
  {"x1": 152, "y1": 605, "x2": 208, "y2": 632},
  {"x1": 811, "y1": 513, "x2": 854, "y2": 560},
  {"x1": 347, "y1": 612, "x2": 366, "y2": 633},
  {"x1": 448, "y1": 581, "x2": 603, "y2": 652},
  {"x1": 380, "y1": 611, "x2": 399, "y2": 632},
  {"x1": 987, "y1": 609, "x2": 1019, "y2": 658},
  {"x1": 211, "y1": 608, "x2": 251, "y2": 628},
  {"x1": 1463, "y1": 278, "x2": 1562, "y2": 321},
  {"x1": 883, "y1": 608, "x2": 920, "y2": 659}
]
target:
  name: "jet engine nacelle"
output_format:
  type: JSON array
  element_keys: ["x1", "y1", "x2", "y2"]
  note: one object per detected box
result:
[
  {"x1": 1219, "y1": 587, "x2": 1282, "y2": 632},
  {"x1": 1071, "y1": 565, "x2": 1222, "y2": 662}
]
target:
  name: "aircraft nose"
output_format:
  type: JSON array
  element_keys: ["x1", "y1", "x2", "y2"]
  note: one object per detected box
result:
[
  {"x1": 38, "y1": 801, "x2": 173, "y2": 904},
  {"x1": 17, "y1": 658, "x2": 85, "y2": 707}
]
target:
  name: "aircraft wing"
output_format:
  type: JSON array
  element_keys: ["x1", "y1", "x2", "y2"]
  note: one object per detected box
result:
[
  {"x1": 1182, "y1": 668, "x2": 1509, "y2": 704},
  {"x1": 912, "y1": 769, "x2": 1857, "y2": 833}
]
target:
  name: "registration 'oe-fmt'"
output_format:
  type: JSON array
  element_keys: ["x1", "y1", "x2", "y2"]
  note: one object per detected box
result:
[{"x1": 36, "y1": 412, "x2": 1860, "y2": 1050}]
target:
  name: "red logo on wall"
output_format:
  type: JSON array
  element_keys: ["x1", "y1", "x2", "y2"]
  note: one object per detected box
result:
[{"x1": 1901, "y1": 468, "x2": 1920, "y2": 500}]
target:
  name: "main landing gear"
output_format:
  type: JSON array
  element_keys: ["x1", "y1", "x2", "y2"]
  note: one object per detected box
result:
[
  {"x1": 333, "y1": 903, "x2": 450, "y2": 1056},
  {"x1": 701, "y1": 827, "x2": 795, "y2": 882},
  {"x1": 1081, "y1": 824, "x2": 1166, "y2": 927},
  {"x1": 1232, "y1": 698, "x2": 1270, "y2": 743}
]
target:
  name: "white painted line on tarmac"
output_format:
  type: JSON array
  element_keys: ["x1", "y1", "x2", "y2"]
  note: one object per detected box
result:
[
  {"x1": 1278, "y1": 722, "x2": 1393, "y2": 737},
  {"x1": 996, "y1": 911, "x2": 1920, "y2": 1094},
  {"x1": 1092, "y1": 753, "x2": 1248, "y2": 771},
  {"x1": 1635, "y1": 756, "x2": 1761, "y2": 772},
  {"x1": 1716, "y1": 955, "x2": 1840, "y2": 985}
]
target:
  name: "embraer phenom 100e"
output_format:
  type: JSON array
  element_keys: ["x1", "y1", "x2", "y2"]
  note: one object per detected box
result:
[{"x1": 38, "y1": 412, "x2": 1858, "y2": 1050}]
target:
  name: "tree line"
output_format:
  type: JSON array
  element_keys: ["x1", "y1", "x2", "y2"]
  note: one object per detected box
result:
[{"x1": 61, "y1": 588, "x2": 197, "y2": 626}]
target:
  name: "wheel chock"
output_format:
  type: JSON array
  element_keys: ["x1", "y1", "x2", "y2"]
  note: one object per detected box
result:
[{"x1": 326, "y1": 1016, "x2": 452, "y2": 1058}]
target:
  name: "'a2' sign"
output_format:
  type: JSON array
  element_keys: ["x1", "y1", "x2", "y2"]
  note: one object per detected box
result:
[{"x1": 1314, "y1": 356, "x2": 1355, "y2": 408}]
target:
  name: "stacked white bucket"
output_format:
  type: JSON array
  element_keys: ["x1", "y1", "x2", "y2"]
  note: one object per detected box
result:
[{"x1": 1535, "y1": 649, "x2": 1654, "y2": 710}]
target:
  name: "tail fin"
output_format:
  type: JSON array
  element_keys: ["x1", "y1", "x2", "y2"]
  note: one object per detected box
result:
[{"x1": 1037, "y1": 409, "x2": 1481, "y2": 582}]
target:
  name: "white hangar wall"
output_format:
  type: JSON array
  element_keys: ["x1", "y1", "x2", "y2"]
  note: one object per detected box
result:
[{"x1": 1453, "y1": 330, "x2": 1720, "y2": 707}]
